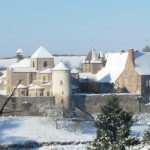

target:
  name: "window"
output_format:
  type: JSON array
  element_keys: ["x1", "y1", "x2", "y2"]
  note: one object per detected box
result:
[
  {"x1": 43, "y1": 76, "x2": 45, "y2": 81},
  {"x1": 146, "y1": 80, "x2": 150, "y2": 87},
  {"x1": 62, "y1": 91, "x2": 64, "y2": 95},
  {"x1": 44, "y1": 61, "x2": 47, "y2": 67},
  {"x1": 22, "y1": 91, "x2": 24, "y2": 95},
  {"x1": 60, "y1": 80, "x2": 64, "y2": 85},
  {"x1": 40, "y1": 93, "x2": 43, "y2": 96},
  {"x1": 33, "y1": 62, "x2": 34, "y2": 67},
  {"x1": 47, "y1": 92, "x2": 49, "y2": 96}
]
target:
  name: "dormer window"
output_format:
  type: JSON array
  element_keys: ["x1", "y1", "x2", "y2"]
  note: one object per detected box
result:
[{"x1": 44, "y1": 61, "x2": 47, "y2": 67}]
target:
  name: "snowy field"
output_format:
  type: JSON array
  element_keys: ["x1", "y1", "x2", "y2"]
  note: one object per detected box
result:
[{"x1": 0, "y1": 114, "x2": 150, "y2": 150}]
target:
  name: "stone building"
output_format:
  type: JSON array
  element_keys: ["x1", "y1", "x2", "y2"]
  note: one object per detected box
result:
[
  {"x1": 83, "y1": 49, "x2": 106, "y2": 74},
  {"x1": 0, "y1": 46, "x2": 78, "y2": 111},
  {"x1": 81, "y1": 48, "x2": 150, "y2": 101}
]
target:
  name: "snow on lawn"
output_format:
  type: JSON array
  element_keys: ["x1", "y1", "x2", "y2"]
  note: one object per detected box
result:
[
  {"x1": 0, "y1": 114, "x2": 150, "y2": 149},
  {"x1": 0, "y1": 117, "x2": 94, "y2": 146}
]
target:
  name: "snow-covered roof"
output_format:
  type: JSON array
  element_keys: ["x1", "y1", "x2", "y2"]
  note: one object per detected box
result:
[
  {"x1": 134, "y1": 52, "x2": 150, "y2": 75},
  {"x1": 17, "y1": 84, "x2": 28, "y2": 89},
  {"x1": 16, "y1": 48, "x2": 23, "y2": 55},
  {"x1": 9, "y1": 58, "x2": 36, "y2": 72},
  {"x1": 79, "y1": 72, "x2": 96, "y2": 82},
  {"x1": 10, "y1": 58, "x2": 30, "y2": 68},
  {"x1": 28, "y1": 85, "x2": 44, "y2": 90},
  {"x1": 39, "y1": 68, "x2": 52, "y2": 74},
  {"x1": 31, "y1": 46, "x2": 53, "y2": 59},
  {"x1": 52, "y1": 62, "x2": 69, "y2": 71},
  {"x1": 97, "y1": 52, "x2": 128, "y2": 83},
  {"x1": 71, "y1": 84, "x2": 79, "y2": 89},
  {"x1": 71, "y1": 67, "x2": 79, "y2": 74},
  {"x1": 10, "y1": 67, "x2": 37, "y2": 73}
]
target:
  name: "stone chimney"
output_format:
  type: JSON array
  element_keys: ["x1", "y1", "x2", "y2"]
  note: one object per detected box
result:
[
  {"x1": 128, "y1": 48, "x2": 134, "y2": 66},
  {"x1": 120, "y1": 50, "x2": 125, "y2": 54}
]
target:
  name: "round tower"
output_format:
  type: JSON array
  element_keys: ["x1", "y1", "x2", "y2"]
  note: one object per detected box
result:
[
  {"x1": 52, "y1": 62, "x2": 71, "y2": 111},
  {"x1": 16, "y1": 48, "x2": 24, "y2": 62}
]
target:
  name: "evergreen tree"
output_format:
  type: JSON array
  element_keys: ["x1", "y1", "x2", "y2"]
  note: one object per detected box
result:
[
  {"x1": 92, "y1": 96, "x2": 138, "y2": 150},
  {"x1": 142, "y1": 126, "x2": 150, "y2": 144}
]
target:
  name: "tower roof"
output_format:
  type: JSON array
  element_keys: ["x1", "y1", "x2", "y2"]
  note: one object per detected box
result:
[
  {"x1": 142, "y1": 45, "x2": 150, "y2": 52},
  {"x1": 16, "y1": 48, "x2": 23, "y2": 55},
  {"x1": 31, "y1": 46, "x2": 53, "y2": 58},
  {"x1": 52, "y1": 62, "x2": 69, "y2": 71}
]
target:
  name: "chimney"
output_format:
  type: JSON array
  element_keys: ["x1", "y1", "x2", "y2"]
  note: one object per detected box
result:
[
  {"x1": 128, "y1": 48, "x2": 134, "y2": 66},
  {"x1": 120, "y1": 50, "x2": 125, "y2": 54}
]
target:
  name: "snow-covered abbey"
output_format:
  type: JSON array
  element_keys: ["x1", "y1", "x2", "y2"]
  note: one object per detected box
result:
[{"x1": 1, "y1": 45, "x2": 150, "y2": 111}]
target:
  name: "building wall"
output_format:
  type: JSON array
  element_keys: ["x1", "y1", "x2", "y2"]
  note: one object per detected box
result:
[
  {"x1": 115, "y1": 49, "x2": 141, "y2": 94},
  {"x1": 52, "y1": 70, "x2": 71, "y2": 111},
  {"x1": 72, "y1": 94, "x2": 149, "y2": 114},
  {"x1": 30, "y1": 58, "x2": 54, "y2": 70},
  {"x1": 28, "y1": 89, "x2": 44, "y2": 97},
  {"x1": 83, "y1": 63, "x2": 104, "y2": 74},
  {"x1": 141, "y1": 75, "x2": 150, "y2": 101},
  {"x1": 0, "y1": 95, "x2": 55, "y2": 116},
  {"x1": 6, "y1": 68, "x2": 36, "y2": 95},
  {"x1": 15, "y1": 88, "x2": 28, "y2": 97}
]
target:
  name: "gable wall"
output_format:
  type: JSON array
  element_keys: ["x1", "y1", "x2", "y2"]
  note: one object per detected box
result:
[{"x1": 116, "y1": 49, "x2": 141, "y2": 94}]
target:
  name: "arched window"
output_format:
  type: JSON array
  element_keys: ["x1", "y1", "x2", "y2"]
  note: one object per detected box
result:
[{"x1": 44, "y1": 61, "x2": 47, "y2": 67}]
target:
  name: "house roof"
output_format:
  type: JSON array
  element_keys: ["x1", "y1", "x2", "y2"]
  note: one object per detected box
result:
[
  {"x1": 96, "y1": 52, "x2": 128, "y2": 83},
  {"x1": 39, "y1": 67, "x2": 52, "y2": 73},
  {"x1": 10, "y1": 58, "x2": 30, "y2": 68},
  {"x1": 28, "y1": 85, "x2": 44, "y2": 90},
  {"x1": 52, "y1": 62, "x2": 69, "y2": 71},
  {"x1": 134, "y1": 52, "x2": 150, "y2": 75},
  {"x1": 71, "y1": 67, "x2": 78, "y2": 73},
  {"x1": 17, "y1": 84, "x2": 28, "y2": 89},
  {"x1": 31, "y1": 46, "x2": 53, "y2": 59}
]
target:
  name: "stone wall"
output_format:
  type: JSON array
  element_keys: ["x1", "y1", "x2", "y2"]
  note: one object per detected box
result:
[
  {"x1": 72, "y1": 94, "x2": 150, "y2": 114},
  {"x1": 0, "y1": 95, "x2": 55, "y2": 116}
]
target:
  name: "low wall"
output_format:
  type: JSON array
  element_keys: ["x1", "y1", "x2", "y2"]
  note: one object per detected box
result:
[
  {"x1": 0, "y1": 95, "x2": 55, "y2": 116},
  {"x1": 72, "y1": 94, "x2": 150, "y2": 114}
]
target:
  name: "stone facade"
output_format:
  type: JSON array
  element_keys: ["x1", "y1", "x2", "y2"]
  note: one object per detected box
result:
[
  {"x1": 115, "y1": 49, "x2": 141, "y2": 94},
  {"x1": 83, "y1": 63, "x2": 104, "y2": 74},
  {"x1": 30, "y1": 58, "x2": 54, "y2": 70}
]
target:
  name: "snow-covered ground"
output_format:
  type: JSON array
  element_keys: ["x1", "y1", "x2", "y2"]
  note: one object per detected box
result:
[{"x1": 0, "y1": 114, "x2": 150, "y2": 149}]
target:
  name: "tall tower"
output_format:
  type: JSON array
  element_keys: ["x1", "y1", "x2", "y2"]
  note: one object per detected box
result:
[
  {"x1": 52, "y1": 62, "x2": 71, "y2": 111},
  {"x1": 16, "y1": 48, "x2": 24, "y2": 62}
]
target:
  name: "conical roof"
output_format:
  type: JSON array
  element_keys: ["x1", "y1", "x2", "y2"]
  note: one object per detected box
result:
[
  {"x1": 31, "y1": 46, "x2": 53, "y2": 58},
  {"x1": 52, "y1": 62, "x2": 69, "y2": 71}
]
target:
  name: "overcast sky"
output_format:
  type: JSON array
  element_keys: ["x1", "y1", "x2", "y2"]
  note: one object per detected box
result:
[{"x1": 0, "y1": 0, "x2": 150, "y2": 57}]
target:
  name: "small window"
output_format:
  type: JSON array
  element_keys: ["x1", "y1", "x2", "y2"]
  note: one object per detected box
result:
[
  {"x1": 47, "y1": 92, "x2": 49, "y2": 96},
  {"x1": 22, "y1": 91, "x2": 24, "y2": 95},
  {"x1": 43, "y1": 76, "x2": 45, "y2": 81},
  {"x1": 146, "y1": 80, "x2": 150, "y2": 87},
  {"x1": 40, "y1": 93, "x2": 43, "y2": 96},
  {"x1": 33, "y1": 62, "x2": 35, "y2": 67},
  {"x1": 60, "y1": 80, "x2": 64, "y2": 85},
  {"x1": 44, "y1": 61, "x2": 47, "y2": 67},
  {"x1": 62, "y1": 91, "x2": 64, "y2": 95}
]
